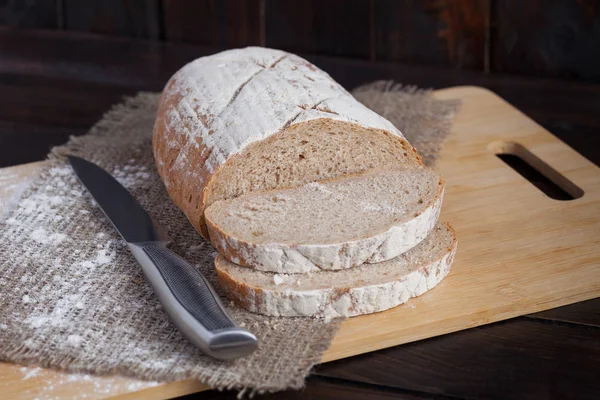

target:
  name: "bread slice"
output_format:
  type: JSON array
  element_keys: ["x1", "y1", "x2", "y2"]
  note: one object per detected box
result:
[
  {"x1": 204, "y1": 118, "x2": 423, "y2": 221},
  {"x1": 205, "y1": 167, "x2": 444, "y2": 273},
  {"x1": 215, "y1": 222, "x2": 457, "y2": 318}
]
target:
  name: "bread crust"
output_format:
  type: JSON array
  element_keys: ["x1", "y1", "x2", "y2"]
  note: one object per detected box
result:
[
  {"x1": 152, "y1": 47, "x2": 420, "y2": 238},
  {"x1": 215, "y1": 223, "x2": 457, "y2": 318},
  {"x1": 205, "y1": 171, "x2": 444, "y2": 273}
]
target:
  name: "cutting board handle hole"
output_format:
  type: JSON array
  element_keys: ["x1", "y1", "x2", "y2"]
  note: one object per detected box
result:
[{"x1": 490, "y1": 141, "x2": 584, "y2": 201}]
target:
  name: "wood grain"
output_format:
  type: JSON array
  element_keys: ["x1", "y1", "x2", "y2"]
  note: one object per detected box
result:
[
  {"x1": 0, "y1": 121, "x2": 75, "y2": 167},
  {"x1": 265, "y1": 0, "x2": 371, "y2": 59},
  {"x1": 195, "y1": 376, "x2": 443, "y2": 399},
  {"x1": 162, "y1": 0, "x2": 262, "y2": 47},
  {"x1": 1, "y1": 86, "x2": 599, "y2": 399},
  {"x1": 316, "y1": 319, "x2": 600, "y2": 400},
  {"x1": 4, "y1": 0, "x2": 600, "y2": 82},
  {"x1": 0, "y1": 73, "x2": 135, "y2": 167},
  {"x1": 162, "y1": 0, "x2": 220, "y2": 44},
  {"x1": 0, "y1": 0, "x2": 58, "y2": 29},
  {"x1": 0, "y1": 74, "x2": 134, "y2": 128},
  {"x1": 528, "y1": 298, "x2": 600, "y2": 327},
  {"x1": 224, "y1": 0, "x2": 262, "y2": 47},
  {"x1": 63, "y1": 0, "x2": 160, "y2": 39},
  {"x1": 492, "y1": 0, "x2": 600, "y2": 82},
  {"x1": 374, "y1": 0, "x2": 487, "y2": 69}
]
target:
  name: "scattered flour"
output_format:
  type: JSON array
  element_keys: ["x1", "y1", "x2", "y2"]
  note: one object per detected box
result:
[
  {"x1": 20, "y1": 366, "x2": 42, "y2": 380},
  {"x1": 17, "y1": 366, "x2": 160, "y2": 399},
  {"x1": 2, "y1": 161, "x2": 167, "y2": 397},
  {"x1": 29, "y1": 228, "x2": 67, "y2": 245},
  {"x1": 273, "y1": 274, "x2": 285, "y2": 285},
  {"x1": 66, "y1": 334, "x2": 83, "y2": 347},
  {"x1": 94, "y1": 247, "x2": 115, "y2": 265},
  {"x1": 113, "y1": 163, "x2": 151, "y2": 189}
]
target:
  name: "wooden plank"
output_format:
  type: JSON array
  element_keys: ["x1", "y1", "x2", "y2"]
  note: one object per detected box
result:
[
  {"x1": 0, "y1": 74, "x2": 134, "y2": 129},
  {"x1": 224, "y1": 0, "x2": 263, "y2": 47},
  {"x1": 197, "y1": 376, "x2": 447, "y2": 399},
  {"x1": 2, "y1": 28, "x2": 600, "y2": 114},
  {"x1": 265, "y1": 0, "x2": 371, "y2": 58},
  {"x1": 1, "y1": 86, "x2": 599, "y2": 399},
  {"x1": 374, "y1": 0, "x2": 487, "y2": 69},
  {"x1": 528, "y1": 298, "x2": 600, "y2": 327},
  {"x1": 0, "y1": 363, "x2": 164, "y2": 400},
  {"x1": 162, "y1": 0, "x2": 262, "y2": 47},
  {"x1": 0, "y1": 28, "x2": 198, "y2": 90},
  {"x1": 162, "y1": 0, "x2": 220, "y2": 44},
  {"x1": 0, "y1": 0, "x2": 58, "y2": 29},
  {"x1": 0, "y1": 121, "x2": 75, "y2": 167},
  {"x1": 0, "y1": 74, "x2": 135, "y2": 167},
  {"x1": 63, "y1": 0, "x2": 160, "y2": 39},
  {"x1": 492, "y1": 0, "x2": 600, "y2": 81},
  {"x1": 316, "y1": 318, "x2": 600, "y2": 400}
]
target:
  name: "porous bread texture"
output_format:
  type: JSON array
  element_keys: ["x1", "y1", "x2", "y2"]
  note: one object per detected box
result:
[
  {"x1": 152, "y1": 47, "x2": 422, "y2": 238},
  {"x1": 215, "y1": 222, "x2": 457, "y2": 318},
  {"x1": 205, "y1": 118, "x2": 422, "y2": 212},
  {"x1": 205, "y1": 167, "x2": 444, "y2": 273}
]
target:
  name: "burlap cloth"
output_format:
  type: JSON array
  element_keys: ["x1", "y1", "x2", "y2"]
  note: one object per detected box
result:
[{"x1": 0, "y1": 82, "x2": 459, "y2": 395}]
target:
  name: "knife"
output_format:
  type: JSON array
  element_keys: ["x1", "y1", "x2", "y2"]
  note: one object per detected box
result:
[{"x1": 68, "y1": 156, "x2": 258, "y2": 360}]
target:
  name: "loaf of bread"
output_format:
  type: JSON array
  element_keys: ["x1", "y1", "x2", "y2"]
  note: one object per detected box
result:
[
  {"x1": 205, "y1": 167, "x2": 444, "y2": 273},
  {"x1": 154, "y1": 47, "x2": 455, "y2": 319},
  {"x1": 215, "y1": 223, "x2": 456, "y2": 318},
  {"x1": 153, "y1": 47, "x2": 422, "y2": 239}
]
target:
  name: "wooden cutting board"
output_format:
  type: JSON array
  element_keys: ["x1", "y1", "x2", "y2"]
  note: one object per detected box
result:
[{"x1": 1, "y1": 86, "x2": 599, "y2": 399}]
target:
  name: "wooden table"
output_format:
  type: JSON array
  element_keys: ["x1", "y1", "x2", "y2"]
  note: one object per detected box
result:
[{"x1": 1, "y1": 28, "x2": 599, "y2": 400}]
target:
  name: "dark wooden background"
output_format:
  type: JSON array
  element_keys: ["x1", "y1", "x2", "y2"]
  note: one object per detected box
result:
[{"x1": 1, "y1": 0, "x2": 599, "y2": 83}]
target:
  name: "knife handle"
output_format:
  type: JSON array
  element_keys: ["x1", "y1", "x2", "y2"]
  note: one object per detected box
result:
[{"x1": 128, "y1": 242, "x2": 258, "y2": 360}]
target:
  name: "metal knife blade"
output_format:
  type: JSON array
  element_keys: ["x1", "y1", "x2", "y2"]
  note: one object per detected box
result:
[
  {"x1": 68, "y1": 156, "x2": 257, "y2": 360},
  {"x1": 68, "y1": 156, "x2": 165, "y2": 243}
]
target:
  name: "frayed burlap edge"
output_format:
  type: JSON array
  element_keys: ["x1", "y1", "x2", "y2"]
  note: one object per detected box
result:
[{"x1": 353, "y1": 81, "x2": 461, "y2": 166}]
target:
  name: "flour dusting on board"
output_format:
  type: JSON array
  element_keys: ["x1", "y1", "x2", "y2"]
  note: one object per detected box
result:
[{"x1": 17, "y1": 365, "x2": 159, "y2": 399}]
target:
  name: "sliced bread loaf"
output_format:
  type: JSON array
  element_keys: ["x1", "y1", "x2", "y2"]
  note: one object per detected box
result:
[
  {"x1": 215, "y1": 222, "x2": 457, "y2": 318},
  {"x1": 205, "y1": 167, "x2": 444, "y2": 273},
  {"x1": 153, "y1": 47, "x2": 422, "y2": 239}
]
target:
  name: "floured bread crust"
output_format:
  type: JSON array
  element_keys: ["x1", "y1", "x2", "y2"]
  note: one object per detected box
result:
[
  {"x1": 152, "y1": 47, "x2": 420, "y2": 238},
  {"x1": 206, "y1": 168, "x2": 444, "y2": 273},
  {"x1": 215, "y1": 223, "x2": 457, "y2": 318}
]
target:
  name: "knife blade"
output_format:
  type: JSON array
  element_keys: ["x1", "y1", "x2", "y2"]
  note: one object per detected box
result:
[{"x1": 68, "y1": 156, "x2": 257, "y2": 360}]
